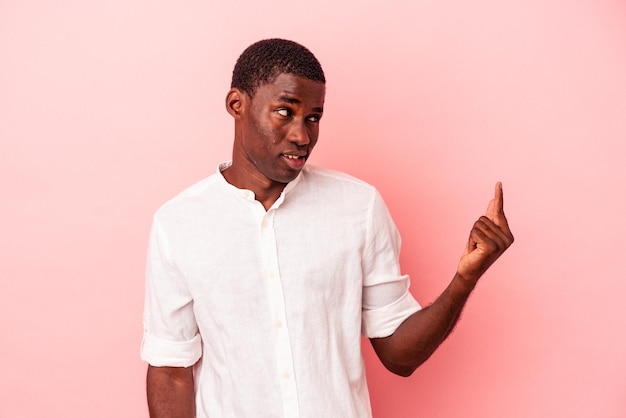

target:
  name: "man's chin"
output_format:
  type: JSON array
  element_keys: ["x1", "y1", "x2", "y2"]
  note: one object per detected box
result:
[{"x1": 271, "y1": 169, "x2": 302, "y2": 185}]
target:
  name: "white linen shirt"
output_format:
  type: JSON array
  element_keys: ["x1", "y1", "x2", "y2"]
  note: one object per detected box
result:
[{"x1": 141, "y1": 163, "x2": 421, "y2": 418}]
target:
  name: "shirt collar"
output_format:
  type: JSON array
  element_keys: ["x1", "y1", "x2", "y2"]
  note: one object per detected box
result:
[{"x1": 216, "y1": 161, "x2": 304, "y2": 206}]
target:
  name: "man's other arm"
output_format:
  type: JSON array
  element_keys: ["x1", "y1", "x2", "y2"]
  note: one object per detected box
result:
[
  {"x1": 147, "y1": 365, "x2": 195, "y2": 418},
  {"x1": 370, "y1": 182, "x2": 514, "y2": 377}
]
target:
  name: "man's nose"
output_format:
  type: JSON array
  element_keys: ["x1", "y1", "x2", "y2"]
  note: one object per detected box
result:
[{"x1": 289, "y1": 120, "x2": 310, "y2": 146}]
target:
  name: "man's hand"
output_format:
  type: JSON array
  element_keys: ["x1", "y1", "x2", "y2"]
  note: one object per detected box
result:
[{"x1": 457, "y1": 182, "x2": 514, "y2": 285}]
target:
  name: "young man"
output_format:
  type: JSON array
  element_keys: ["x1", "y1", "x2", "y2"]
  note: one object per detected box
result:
[{"x1": 141, "y1": 39, "x2": 514, "y2": 418}]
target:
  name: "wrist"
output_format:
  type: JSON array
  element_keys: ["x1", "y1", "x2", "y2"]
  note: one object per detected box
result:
[{"x1": 452, "y1": 272, "x2": 478, "y2": 295}]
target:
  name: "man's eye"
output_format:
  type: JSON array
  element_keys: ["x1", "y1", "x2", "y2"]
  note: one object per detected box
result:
[
  {"x1": 277, "y1": 109, "x2": 290, "y2": 117},
  {"x1": 307, "y1": 115, "x2": 321, "y2": 122}
]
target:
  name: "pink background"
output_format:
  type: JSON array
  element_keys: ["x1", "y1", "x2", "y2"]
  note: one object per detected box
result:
[{"x1": 2, "y1": 1, "x2": 625, "y2": 417}]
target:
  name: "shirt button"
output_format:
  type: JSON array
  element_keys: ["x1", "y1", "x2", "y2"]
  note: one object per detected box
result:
[
  {"x1": 275, "y1": 320, "x2": 283, "y2": 328},
  {"x1": 261, "y1": 219, "x2": 269, "y2": 228},
  {"x1": 282, "y1": 372, "x2": 291, "y2": 379}
]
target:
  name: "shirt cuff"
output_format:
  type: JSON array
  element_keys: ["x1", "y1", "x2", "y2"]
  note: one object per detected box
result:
[
  {"x1": 361, "y1": 290, "x2": 421, "y2": 338},
  {"x1": 140, "y1": 331, "x2": 202, "y2": 367}
]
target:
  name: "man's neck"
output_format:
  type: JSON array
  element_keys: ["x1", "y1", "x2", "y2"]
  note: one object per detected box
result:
[{"x1": 221, "y1": 165, "x2": 287, "y2": 211}]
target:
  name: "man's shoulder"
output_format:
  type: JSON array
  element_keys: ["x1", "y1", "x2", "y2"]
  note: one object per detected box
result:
[
  {"x1": 297, "y1": 165, "x2": 391, "y2": 221},
  {"x1": 154, "y1": 173, "x2": 221, "y2": 218},
  {"x1": 302, "y1": 165, "x2": 376, "y2": 192}
]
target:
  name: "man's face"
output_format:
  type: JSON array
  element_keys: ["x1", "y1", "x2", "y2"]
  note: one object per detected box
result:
[{"x1": 236, "y1": 73, "x2": 325, "y2": 185}]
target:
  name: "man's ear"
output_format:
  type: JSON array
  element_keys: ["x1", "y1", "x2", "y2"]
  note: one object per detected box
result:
[{"x1": 225, "y1": 88, "x2": 246, "y2": 118}]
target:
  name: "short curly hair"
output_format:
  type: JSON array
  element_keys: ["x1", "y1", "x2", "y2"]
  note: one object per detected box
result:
[{"x1": 231, "y1": 38, "x2": 325, "y2": 97}]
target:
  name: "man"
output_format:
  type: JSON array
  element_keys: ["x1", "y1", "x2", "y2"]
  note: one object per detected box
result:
[{"x1": 141, "y1": 38, "x2": 513, "y2": 418}]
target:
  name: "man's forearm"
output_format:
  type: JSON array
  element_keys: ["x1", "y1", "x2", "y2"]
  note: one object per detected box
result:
[
  {"x1": 147, "y1": 365, "x2": 195, "y2": 418},
  {"x1": 371, "y1": 273, "x2": 475, "y2": 377}
]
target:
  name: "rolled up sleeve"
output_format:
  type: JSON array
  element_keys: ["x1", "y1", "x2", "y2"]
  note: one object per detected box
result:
[
  {"x1": 141, "y1": 332, "x2": 202, "y2": 367},
  {"x1": 140, "y1": 215, "x2": 202, "y2": 367},
  {"x1": 361, "y1": 278, "x2": 421, "y2": 338},
  {"x1": 361, "y1": 191, "x2": 421, "y2": 338}
]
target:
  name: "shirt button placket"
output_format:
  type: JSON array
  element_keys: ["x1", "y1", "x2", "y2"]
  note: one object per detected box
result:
[{"x1": 259, "y1": 210, "x2": 299, "y2": 417}]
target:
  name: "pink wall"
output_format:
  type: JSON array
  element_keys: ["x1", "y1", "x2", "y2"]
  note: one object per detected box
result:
[{"x1": 2, "y1": 1, "x2": 625, "y2": 417}]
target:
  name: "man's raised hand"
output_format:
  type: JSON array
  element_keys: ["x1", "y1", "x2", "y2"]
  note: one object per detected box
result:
[{"x1": 456, "y1": 182, "x2": 514, "y2": 285}]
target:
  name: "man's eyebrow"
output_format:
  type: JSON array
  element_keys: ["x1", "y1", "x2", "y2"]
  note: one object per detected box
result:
[
  {"x1": 278, "y1": 96, "x2": 324, "y2": 113},
  {"x1": 277, "y1": 96, "x2": 323, "y2": 113},
  {"x1": 278, "y1": 96, "x2": 300, "y2": 104}
]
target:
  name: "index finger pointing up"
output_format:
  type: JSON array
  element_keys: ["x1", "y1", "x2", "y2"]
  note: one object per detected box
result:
[
  {"x1": 493, "y1": 182, "x2": 513, "y2": 236},
  {"x1": 486, "y1": 182, "x2": 504, "y2": 222},
  {"x1": 495, "y1": 182, "x2": 504, "y2": 213}
]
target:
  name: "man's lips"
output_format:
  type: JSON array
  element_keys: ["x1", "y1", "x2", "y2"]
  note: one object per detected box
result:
[
  {"x1": 281, "y1": 152, "x2": 307, "y2": 169},
  {"x1": 282, "y1": 152, "x2": 307, "y2": 159}
]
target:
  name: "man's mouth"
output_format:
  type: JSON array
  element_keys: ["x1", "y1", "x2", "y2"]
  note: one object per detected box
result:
[
  {"x1": 283, "y1": 154, "x2": 305, "y2": 160},
  {"x1": 282, "y1": 153, "x2": 307, "y2": 169}
]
